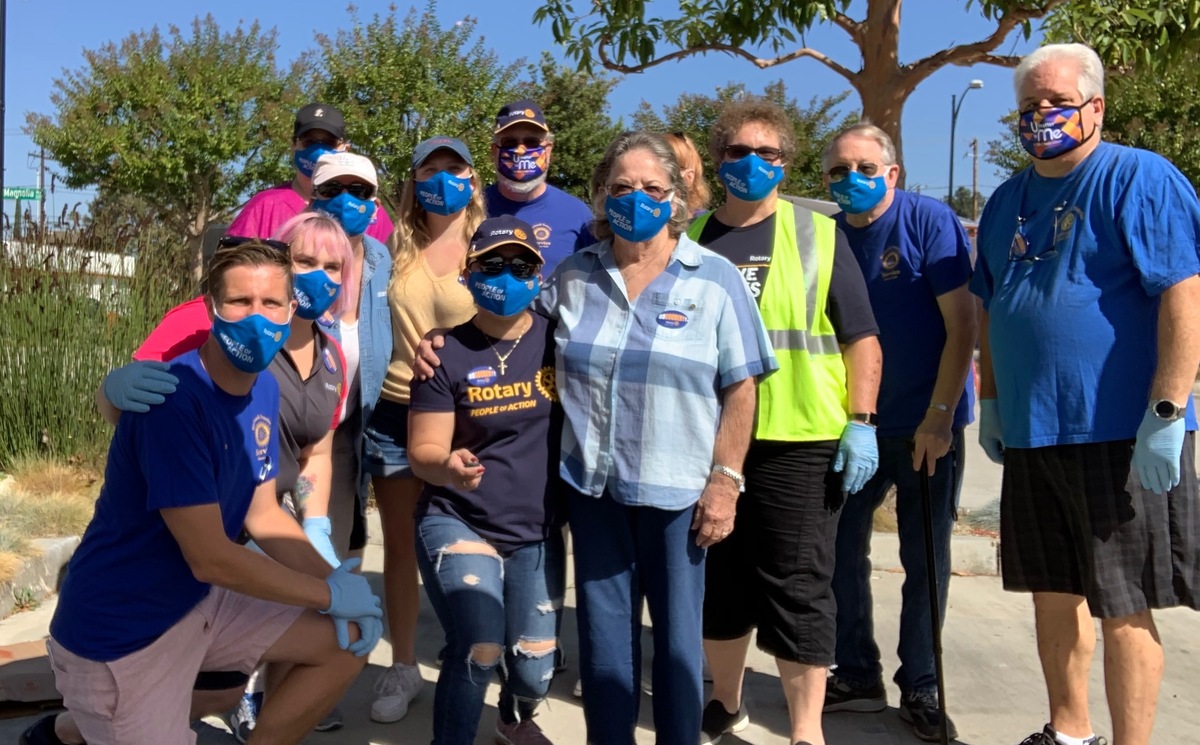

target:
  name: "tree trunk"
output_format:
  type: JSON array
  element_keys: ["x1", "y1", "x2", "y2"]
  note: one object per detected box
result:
[
  {"x1": 855, "y1": 77, "x2": 915, "y2": 188},
  {"x1": 187, "y1": 209, "x2": 211, "y2": 283}
]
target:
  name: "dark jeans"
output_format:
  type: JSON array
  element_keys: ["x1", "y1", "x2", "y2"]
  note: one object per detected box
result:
[
  {"x1": 831, "y1": 429, "x2": 963, "y2": 695},
  {"x1": 568, "y1": 489, "x2": 705, "y2": 745},
  {"x1": 416, "y1": 515, "x2": 565, "y2": 745}
]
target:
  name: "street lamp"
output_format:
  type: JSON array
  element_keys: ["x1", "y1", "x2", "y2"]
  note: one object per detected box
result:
[{"x1": 948, "y1": 79, "x2": 984, "y2": 210}]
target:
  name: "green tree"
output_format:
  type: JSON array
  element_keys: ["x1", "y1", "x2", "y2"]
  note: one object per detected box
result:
[
  {"x1": 534, "y1": 0, "x2": 1200, "y2": 178},
  {"x1": 945, "y1": 186, "x2": 988, "y2": 220},
  {"x1": 26, "y1": 16, "x2": 301, "y2": 275},
  {"x1": 520, "y1": 52, "x2": 623, "y2": 200},
  {"x1": 306, "y1": 3, "x2": 522, "y2": 212},
  {"x1": 632, "y1": 81, "x2": 854, "y2": 201}
]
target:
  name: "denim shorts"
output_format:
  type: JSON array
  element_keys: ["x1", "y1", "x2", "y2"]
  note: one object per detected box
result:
[{"x1": 363, "y1": 398, "x2": 413, "y2": 479}]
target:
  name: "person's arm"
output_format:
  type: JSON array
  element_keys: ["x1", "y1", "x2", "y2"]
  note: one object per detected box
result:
[
  {"x1": 1150, "y1": 275, "x2": 1200, "y2": 404},
  {"x1": 408, "y1": 410, "x2": 486, "y2": 489},
  {"x1": 691, "y1": 376, "x2": 756, "y2": 549},
  {"x1": 912, "y1": 283, "x2": 978, "y2": 473},
  {"x1": 96, "y1": 383, "x2": 121, "y2": 426},
  {"x1": 243, "y1": 478, "x2": 340, "y2": 580},
  {"x1": 295, "y1": 431, "x2": 334, "y2": 520},
  {"x1": 978, "y1": 304, "x2": 997, "y2": 399},
  {"x1": 842, "y1": 335, "x2": 882, "y2": 415}
]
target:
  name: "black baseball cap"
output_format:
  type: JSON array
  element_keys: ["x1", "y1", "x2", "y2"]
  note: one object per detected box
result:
[
  {"x1": 468, "y1": 216, "x2": 543, "y2": 263},
  {"x1": 294, "y1": 103, "x2": 346, "y2": 140},
  {"x1": 493, "y1": 99, "x2": 549, "y2": 134}
]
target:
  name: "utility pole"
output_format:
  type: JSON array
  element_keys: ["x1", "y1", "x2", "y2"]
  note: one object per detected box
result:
[
  {"x1": 38, "y1": 147, "x2": 45, "y2": 235},
  {"x1": 970, "y1": 138, "x2": 980, "y2": 221},
  {"x1": 1, "y1": 0, "x2": 7, "y2": 240}
]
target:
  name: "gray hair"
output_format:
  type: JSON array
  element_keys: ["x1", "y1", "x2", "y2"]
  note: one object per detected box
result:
[
  {"x1": 820, "y1": 123, "x2": 898, "y2": 173},
  {"x1": 1013, "y1": 43, "x2": 1105, "y2": 104},
  {"x1": 590, "y1": 131, "x2": 690, "y2": 242}
]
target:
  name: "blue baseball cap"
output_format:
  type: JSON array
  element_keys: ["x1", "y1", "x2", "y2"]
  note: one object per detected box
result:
[
  {"x1": 468, "y1": 215, "x2": 543, "y2": 263},
  {"x1": 411, "y1": 136, "x2": 474, "y2": 170},
  {"x1": 494, "y1": 99, "x2": 549, "y2": 133}
]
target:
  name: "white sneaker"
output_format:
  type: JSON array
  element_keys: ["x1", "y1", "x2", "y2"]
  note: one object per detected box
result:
[
  {"x1": 370, "y1": 662, "x2": 424, "y2": 723},
  {"x1": 572, "y1": 678, "x2": 582, "y2": 698}
]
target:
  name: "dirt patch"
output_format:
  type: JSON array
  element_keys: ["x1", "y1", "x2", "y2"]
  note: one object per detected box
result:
[{"x1": 0, "y1": 458, "x2": 99, "y2": 584}]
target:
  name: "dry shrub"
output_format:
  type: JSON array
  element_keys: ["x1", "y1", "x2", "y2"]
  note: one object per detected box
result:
[{"x1": 7, "y1": 455, "x2": 100, "y2": 499}]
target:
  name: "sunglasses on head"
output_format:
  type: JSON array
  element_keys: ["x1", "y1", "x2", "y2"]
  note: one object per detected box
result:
[
  {"x1": 496, "y1": 136, "x2": 546, "y2": 150},
  {"x1": 314, "y1": 181, "x2": 376, "y2": 201},
  {"x1": 472, "y1": 255, "x2": 541, "y2": 279},
  {"x1": 724, "y1": 144, "x2": 783, "y2": 161},
  {"x1": 217, "y1": 235, "x2": 290, "y2": 253}
]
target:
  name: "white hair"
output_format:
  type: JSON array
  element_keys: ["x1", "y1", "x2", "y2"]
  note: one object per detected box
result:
[
  {"x1": 821, "y1": 123, "x2": 898, "y2": 173},
  {"x1": 1013, "y1": 43, "x2": 1105, "y2": 103}
]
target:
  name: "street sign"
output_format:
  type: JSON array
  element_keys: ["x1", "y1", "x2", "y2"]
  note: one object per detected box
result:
[{"x1": 3, "y1": 187, "x2": 42, "y2": 200}]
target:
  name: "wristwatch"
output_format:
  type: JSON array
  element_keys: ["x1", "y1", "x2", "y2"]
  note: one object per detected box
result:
[
  {"x1": 1150, "y1": 399, "x2": 1185, "y2": 421},
  {"x1": 850, "y1": 412, "x2": 878, "y2": 427},
  {"x1": 710, "y1": 464, "x2": 746, "y2": 493}
]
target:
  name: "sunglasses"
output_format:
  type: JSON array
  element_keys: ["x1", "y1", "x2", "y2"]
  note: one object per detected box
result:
[
  {"x1": 217, "y1": 235, "x2": 290, "y2": 253},
  {"x1": 724, "y1": 144, "x2": 783, "y2": 161},
  {"x1": 825, "y1": 162, "x2": 886, "y2": 182},
  {"x1": 472, "y1": 255, "x2": 541, "y2": 280},
  {"x1": 496, "y1": 136, "x2": 546, "y2": 150},
  {"x1": 314, "y1": 181, "x2": 376, "y2": 201}
]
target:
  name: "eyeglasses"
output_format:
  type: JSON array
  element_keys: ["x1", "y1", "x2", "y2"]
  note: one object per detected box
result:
[
  {"x1": 826, "y1": 162, "x2": 886, "y2": 182},
  {"x1": 1008, "y1": 202, "x2": 1068, "y2": 263},
  {"x1": 606, "y1": 183, "x2": 672, "y2": 202},
  {"x1": 314, "y1": 180, "x2": 376, "y2": 201},
  {"x1": 217, "y1": 235, "x2": 290, "y2": 253},
  {"x1": 496, "y1": 136, "x2": 546, "y2": 150},
  {"x1": 723, "y1": 144, "x2": 784, "y2": 162},
  {"x1": 296, "y1": 135, "x2": 339, "y2": 149},
  {"x1": 472, "y1": 255, "x2": 541, "y2": 280}
]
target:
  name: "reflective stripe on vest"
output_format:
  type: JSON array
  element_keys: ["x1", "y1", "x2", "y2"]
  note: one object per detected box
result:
[{"x1": 689, "y1": 201, "x2": 848, "y2": 441}]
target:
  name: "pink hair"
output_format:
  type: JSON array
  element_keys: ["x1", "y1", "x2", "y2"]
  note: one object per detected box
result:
[{"x1": 272, "y1": 212, "x2": 356, "y2": 318}]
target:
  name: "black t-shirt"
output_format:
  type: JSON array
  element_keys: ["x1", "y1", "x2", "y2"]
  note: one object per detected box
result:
[
  {"x1": 409, "y1": 313, "x2": 564, "y2": 551},
  {"x1": 270, "y1": 328, "x2": 345, "y2": 497},
  {"x1": 698, "y1": 212, "x2": 879, "y2": 344}
]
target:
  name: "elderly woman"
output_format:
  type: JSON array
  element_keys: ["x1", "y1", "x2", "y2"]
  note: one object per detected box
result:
[{"x1": 539, "y1": 131, "x2": 776, "y2": 744}]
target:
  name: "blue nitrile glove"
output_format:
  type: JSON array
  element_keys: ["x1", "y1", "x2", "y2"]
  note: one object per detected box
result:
[
  {"x1": 979, "y1": 399, "x2": 1005, "y2": 465},
  {"x1": 1132, "y1": 408, "x2": 1186, "y2": 495},
  {"x1": 344, "y1": 614, "x2": 384, "y2": 657},
  {"x1": 833, "y1": 421, "x2": 879, "y2": 494},
  {"x1": 302, "y1": 516, "x2": 340, "y2": 568},
  {"x1": 103, "y1": 360, "x2": 179, "y2": 413},
  {"x1": 323, "y1": 558, "x2": 383, "y2": 650}
]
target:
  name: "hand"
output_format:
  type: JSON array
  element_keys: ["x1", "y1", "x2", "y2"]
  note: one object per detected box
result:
[
  {"x1": 302, "y1": 516, "x2": 340, "y2": 568},
  {"x1": 103, "y1": 360, "x2": 178, "y2": 413},
  {"x1": 446, "y1": 449, "x2": 485, "y2": 490},
  {"x1": 412, "y1": 329, "x2": 447, "y2": 381},
  {"x1": 1132, "y1": 408, "x2": 1186, "y2": 495},
  {"x1": 333, "y1": 614, "x2": 384, "y2": 657},
  {"x1": 833, "y1": 421, "x2": 879, "y2": 495},
  {"x1": 978, "y1": 399, "x2": 1005, "y2": 464},
  {"x1": 912, "y1": 410, "x2": 953, "y2": 475},
  {"x1": 691, "y1": 478, "x2": 739, "y2": 548},
  {"x1": 323, "y1": 558, "x2": 383, "y2": 621}
]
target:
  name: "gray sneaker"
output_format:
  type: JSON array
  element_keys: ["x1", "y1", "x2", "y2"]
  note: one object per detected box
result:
[{"x1": 370, "y1": 663, "x2": 424, "y2": 723}]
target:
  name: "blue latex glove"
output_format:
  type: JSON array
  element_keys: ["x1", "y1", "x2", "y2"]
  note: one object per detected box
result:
[
  {"x1": 1132, "y1": 409, "x2": 1186, "y2": 495},
  {"x1": 302, "y1": 516, "x2": 340, "y2": 568},
  {"x1": 979, "y1": 399, "x2": 1005, "y2": 465},
  {"x1": 340, "y1": 614, "x2": 384, "y2": 657},
  {"x1": 103, "y1": 360, "x2": 179, "y2": 413},
  {"x1": 833, "y1": 421, "x2": 879, "y2": 495},
  {"x1": 323, "y1": 558, "x2": 383, "y2": 652}
]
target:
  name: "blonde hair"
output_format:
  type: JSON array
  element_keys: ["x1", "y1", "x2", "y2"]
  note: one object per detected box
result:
[
  {"x1": 272, "y1": 212, "x2": 356, "y2": 318},
  {"x1": 390, "y1": 166, "x2": 486, "y2": 282},
  {"x1": 664, "y1": 132, "x2": 711, "y2": 213}
]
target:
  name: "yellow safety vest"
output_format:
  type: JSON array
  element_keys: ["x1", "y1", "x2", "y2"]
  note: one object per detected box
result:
[{"x1": 689, "y1": 201, "x2": 848, "y2": 441}]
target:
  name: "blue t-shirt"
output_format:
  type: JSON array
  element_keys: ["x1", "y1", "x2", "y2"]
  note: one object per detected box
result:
[
  {"x1": 409, "y1": 313, "x2": 564, "y2": 551},
  {"x1": 836, "y1": 190, "x2": 975, "y2": 436},
  {"x1": 50, "y1": 350, "x2": 281, "y2": 661},
  {"x1": 485, "y1": 184, "x2": 595, "y2": 275},
  {"x1": 970, "y1": 142, "x2": 1200, "y2": 447}
]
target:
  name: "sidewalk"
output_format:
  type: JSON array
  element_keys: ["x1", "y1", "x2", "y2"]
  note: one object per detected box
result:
[{"x1": 2, "y1": 541, "x2": 1199, "y2": 744}]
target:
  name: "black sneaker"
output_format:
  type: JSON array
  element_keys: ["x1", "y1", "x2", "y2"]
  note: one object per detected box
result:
[
  {"x1": 823, "y1": 674, "x2": 887, "y2": 713},
  {"x1": 899, "y1": 691, "x2": 959, "y2": 743},
  {"x1": 20, "y1": 715, "x2": 71, "y2": 745},
  {"x1": 1018, "y1": 724, "x2": 1107, "y2": 745},
  {"x1": 700, "y1": 699, "x2": 749, "y2": 745}
]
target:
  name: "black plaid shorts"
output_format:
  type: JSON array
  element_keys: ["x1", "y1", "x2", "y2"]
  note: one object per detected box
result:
[{"x1": 1000, "y1": 433, "x2": 1200, "y2": 618}]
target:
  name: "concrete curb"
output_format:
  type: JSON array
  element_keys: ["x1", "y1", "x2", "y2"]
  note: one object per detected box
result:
[{"x1": 0, "y1": 537, "x2": 79, "y2": 620}]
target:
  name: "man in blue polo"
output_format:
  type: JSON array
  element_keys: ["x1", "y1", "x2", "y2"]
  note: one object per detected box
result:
[{"x1": 821, "y1": 123, "x2": 977, "y2": 742}]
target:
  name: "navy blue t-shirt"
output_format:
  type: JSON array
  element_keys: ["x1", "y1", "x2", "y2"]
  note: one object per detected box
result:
[
  {"x1": 485, "y1": 184, "x2": 595, "y2": 275},
  {"x1": 51, "y1": 350, "x2": 280, "y2": 661},
  {"x1": 410, "y1": 313, "x2": 564, "y2": 551},
  {"x1": 835, "y1": 190, "x2": 976, "y2": 436}
]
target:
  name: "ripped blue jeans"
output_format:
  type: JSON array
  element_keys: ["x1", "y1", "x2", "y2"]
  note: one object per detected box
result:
[{"x1": 416, "y1": 514, "x2": 565, "y2": 745}]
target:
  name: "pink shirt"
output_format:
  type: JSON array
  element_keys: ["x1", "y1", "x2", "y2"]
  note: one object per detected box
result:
[
  {"x1": 226, "y1": 183, "x2": 395, "y2": 244},
  {"x1": 132, "y1": 297, "x2": 210, "y2": 363}
]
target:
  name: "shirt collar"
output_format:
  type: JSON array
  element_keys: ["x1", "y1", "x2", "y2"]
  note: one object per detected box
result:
[{"x1": 582, "y1": 233, "x2": 705, "y2": 268}]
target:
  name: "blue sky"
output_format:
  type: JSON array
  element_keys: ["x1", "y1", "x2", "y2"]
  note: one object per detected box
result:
[{"x1": 4, "y1": 0, "x2": 1043, "y2": 225}]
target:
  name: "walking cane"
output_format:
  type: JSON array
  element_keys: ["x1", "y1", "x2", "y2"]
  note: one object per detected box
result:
[{"x1": 919, "y1": 456, "x2": 951, "y2": 745}]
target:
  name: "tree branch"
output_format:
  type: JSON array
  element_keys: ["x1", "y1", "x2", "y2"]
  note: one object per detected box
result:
[
  {"x1": 905, "y1": 0, "x2": 1071, "y2": 84},
  {"x1": 830, "y1": 11, "x2": 863, "y2": 45},
  {"x1": 597, "y1": 37, "x2": 856, "y2": 82}
]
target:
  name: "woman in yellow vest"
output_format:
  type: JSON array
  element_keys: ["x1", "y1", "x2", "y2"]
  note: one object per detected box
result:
[{"x1": 689, "y1": 99, "x2": 883, "y2": 745}]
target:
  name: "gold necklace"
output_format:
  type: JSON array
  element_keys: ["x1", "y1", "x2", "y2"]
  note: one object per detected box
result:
[{"x1": 482, "y1": 316, "x2": 531, "y2": 376}]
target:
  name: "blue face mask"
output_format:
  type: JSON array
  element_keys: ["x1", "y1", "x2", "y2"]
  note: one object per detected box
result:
[
  {"x1": 718, "y1": 154, "x2": 785, "y2": 202},
  {"x1": 293, "y1": 269, "x2": 341, "y2": 320},
  {"x1": 415, "y1": 171, "x2": 473, "y2": 216},
  {"x1": 212, "y1": 312, "x2": 291, "y2": 373},
  {"x1": 604, "y1": 191, "x2": 673, "y2": 243},
  {"x1": 293, "y1": 144, "x2": 335, "y2": 178},
  {"x1": 467, "y1": 269, "x2": 541, "y2": 317},
  {"x1": 829, "y1": 170, "x2": 888, "y2": 214},
  {"x1": 312, "y1": 192, "x2": 377, "y2": 238}
]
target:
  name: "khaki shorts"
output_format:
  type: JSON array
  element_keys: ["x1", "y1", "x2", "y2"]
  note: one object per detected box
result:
[{"x1": 48, "y1": 586, "x2": 303, "y2": 745}]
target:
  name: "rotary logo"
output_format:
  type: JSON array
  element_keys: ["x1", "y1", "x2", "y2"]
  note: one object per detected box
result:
[
  {"x1": 252, "y1": 414, "x2": 272, "y2": 449},
  {"x1": 514, "y1": 228, "x2": 527, "y2": 240},
  {"x1": 454, "y1": 182, "x2": 465, "y2": 191},
  {"x1": 535, "y1": 366, "x2": 558, "y2": 402},
  {"x1": 357, "y1": 204, "x2": 367, "y2": 213},
  {"x1": 524, "y1": 108, "x2": 536, "y2": 117},
  {"x1": 651, "y1": 207, "x2": 661, "y2": 217},
  {"x1": 881, "y1": 248, "x2": 901, "y2": 271}
]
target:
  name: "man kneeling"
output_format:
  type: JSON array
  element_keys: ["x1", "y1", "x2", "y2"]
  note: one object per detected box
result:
[{"x1": 40, "y1": 241, "x2": 382, "y2": 745}]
